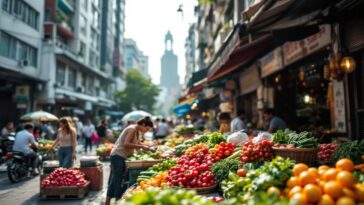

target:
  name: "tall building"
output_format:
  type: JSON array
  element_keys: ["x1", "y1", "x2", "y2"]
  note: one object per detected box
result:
[
  {"x1": 39, "y1": 0, "x2": 124, "y2": 119},
  {"x1": 124, "y1": 38, "x2": 149, "y2": 78},
  {"x1": 0, "y1": 0, "x2": 45, "y2": 126},
  {"x1": 160, "y1": 31, "x2": 179, "y2": 88},
  {"x1": 185, "y1": 24, "x2": 196, "y2": 85}
]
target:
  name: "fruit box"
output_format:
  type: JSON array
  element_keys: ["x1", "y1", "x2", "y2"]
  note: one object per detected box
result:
[
  {"x1": 40, "y1": 181, "x2": 90, "y2": 199},
  {"x1": 75, "y1": 165, "x2": 103, "y2": 190}
]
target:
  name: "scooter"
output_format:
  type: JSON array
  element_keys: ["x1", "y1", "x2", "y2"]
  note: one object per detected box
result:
[
  {"x1": 0, "y1": 133, "x2": 15, "y2": 164},
  {"x1": 7, "y1": 147, "x2": 42, "y2": 183}
]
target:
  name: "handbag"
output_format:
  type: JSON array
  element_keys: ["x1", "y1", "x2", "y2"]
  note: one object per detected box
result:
[{"x1": 91, "y1": 133, "x2": 100, "y2": 143}]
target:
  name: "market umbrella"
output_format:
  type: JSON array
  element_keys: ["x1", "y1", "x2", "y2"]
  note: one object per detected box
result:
[
  {"x1": 20, "y1": 111, "x2": 59, "y2": 121},
  {"x1": 121, "y1": 110, "x2": 152, "y2": 122}
]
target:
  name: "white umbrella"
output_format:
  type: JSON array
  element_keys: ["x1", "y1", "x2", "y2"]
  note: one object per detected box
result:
[
  {"x1": 122, "y1": 110, "x2": 152, "y2": 122},
  {"x1": 20, "y1": 111, "x2": 59, "y2": 121}
]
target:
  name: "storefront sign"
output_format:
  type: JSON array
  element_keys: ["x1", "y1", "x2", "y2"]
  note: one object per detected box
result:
[
  {"x1": 15, "y1": 86, "x2": 30, "y2": 101},
  {"x1": 282, "y1": 25, "x2": 331, "y2": 66},
  {"x1": 84, "y1": 101, "x2": 92, "y2": 111},
  {"x1": 239, "y1": 64, "x2": 261, "y2": 95},
  {"x1": 333, "y1": 80, "x2": 346, "y2": 133},
  {"x1": 259, "y1": 47, "x2": 283, "y2": 77}
]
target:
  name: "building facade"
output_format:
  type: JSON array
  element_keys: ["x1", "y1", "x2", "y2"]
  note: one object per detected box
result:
[
  {"x1": 184, "y1": 23, "x2": 196, "y2": 85},
  {"x1": 39, "y1": 0, "x2": 122, "y2": 119},
  {"x1": 160, "y1": 31, "x2": 179, "y2": 88},
  {"x1": 124, "y1": 38, "x2": 149, "y2": 78},
  {"x1": 0, "y1": 0, "x2": 45, "y2": 126}
]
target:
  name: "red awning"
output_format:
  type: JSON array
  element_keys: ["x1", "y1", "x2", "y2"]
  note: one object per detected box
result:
[
  {"x1": 207, "y1": 35, "x2": 275, "y2": 83},
  {"x1": 187, "y1": 83, "x2": 203, "y2": 95}
]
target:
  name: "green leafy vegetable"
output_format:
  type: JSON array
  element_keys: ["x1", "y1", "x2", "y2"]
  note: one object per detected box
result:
[
  {"x1": 331, "y1": 140, "x2": 364, "y2": 164},
  {"x1": 211, "y1": 158, "x2": 242, "y2": 183}
]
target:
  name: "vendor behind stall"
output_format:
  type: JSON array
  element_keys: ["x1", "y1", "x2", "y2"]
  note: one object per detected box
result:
[
  {"x1": 263, "y1": 108, "x2": 287, "y2": 133},
  {"x1": 105, "y1": 116, "x2": 154, "y2": 205}
]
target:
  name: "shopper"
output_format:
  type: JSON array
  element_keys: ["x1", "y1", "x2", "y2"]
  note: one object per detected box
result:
[
  {"x1": 47, "y1": 117, "x2": 77, "y2": 168},
  {"x1": 155, "y1": 119, "x2": 169, "y2": 139},
  {"x1": 105, "y1": 116, "x2": 154, "y2": 205},
  {"x1": 82, "y1": 119, "x2": 95, "y2": 153},
  {"x1": 217, "y1": 112, "x2": 231, "y2": 134},
  {"x1": 73, "y1": 117, "x2": 83, "y2": 141},
  {"x1": 230, "y1": 110, "x2": 246, "y2": 132},
  {"x1": 263, "y1": 108, "x2": 287, "y2": 133},
  {"x1": 1, "y1": 122, "x2": 14, "y2": 137},
  {"x1": 96, "y1": 119, "x2": 107, "y2": 144}
]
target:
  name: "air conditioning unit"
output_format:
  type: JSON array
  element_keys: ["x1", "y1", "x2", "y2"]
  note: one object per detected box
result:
[
  {"x1": 19, "y1": 59, "x2": 29, "y2": 67},
  {"x1": 76, "y1": 86, "x2": 85, "y2": 93}
]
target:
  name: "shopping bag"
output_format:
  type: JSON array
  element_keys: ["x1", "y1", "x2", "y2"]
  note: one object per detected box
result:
[{"x1": 91, "y1": 133, "x2": 100, "y2": 144}]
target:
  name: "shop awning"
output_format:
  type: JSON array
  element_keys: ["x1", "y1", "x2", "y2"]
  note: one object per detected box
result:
[
  {"x1": 207, "y1": 35, "x2": 275, "y2": 83},
  {"x1": 105, "y1": 111, "x2": 124, "y2": 116},
  {"x1": 55, "y1": 88, "x2": 98, "y2": 103},
  {"x1": 187, "y1": 69, "x2": 207, "y2": 88},
  {"x1": 173, "y1": 97, "x2": 196, "y2": 117}
]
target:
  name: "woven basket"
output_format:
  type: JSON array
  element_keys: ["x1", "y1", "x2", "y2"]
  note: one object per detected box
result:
[
  {"x1": 272, "y1": 147, "x2": 318, "y2": 165},
  {"x1": 176, "y1": 185, "x2": 217, "y2": 194}
]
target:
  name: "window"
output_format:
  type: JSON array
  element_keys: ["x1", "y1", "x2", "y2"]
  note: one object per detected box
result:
[
  {"x1": 45, "y1": 9, "x2": 51, "y2": 21},
  {"x1": 79, "y1": 41, "x2": 86, "y2": 57},
  {"x1": 80, "y1": 15, "x2": 87, "y2": 35},
  {"x1": 89, "y1": 50, "x2": 96, "y2": 67},
  {"x1": 56, "y1": 62, "x2": 66, "y2": 86},
  {"x1": 90, "y1": 28, "x2": 99, "y2": 49},
  {"x1": 81, "y1": 74, "x2": 87, "y2": 89},
  {"x1": 92, "y1": 6, "x2": 99, "y2": 28},
  {"x1": 87, "y1": 77, "x2": 94, "y2": 94},
  {"x1": 81, "y1": 0, "x2": 88, "y2": 11},
  {"x1": 0, "y1": 31, "x2": 37, "y2": 67},
  {"x1": 2, "y1": 0, "x2": 39, "y2": 30},
  {"x1": 68, "y1": 68, "x2": 77, "y2": 88}
]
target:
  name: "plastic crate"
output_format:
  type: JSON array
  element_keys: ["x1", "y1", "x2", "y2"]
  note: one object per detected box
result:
[
  {"x1": 127, "y1": 167, "x2": 148, "y2": 186},
  {"x1": 75, "y1": 165, "x2": 103, "y2": 190}
]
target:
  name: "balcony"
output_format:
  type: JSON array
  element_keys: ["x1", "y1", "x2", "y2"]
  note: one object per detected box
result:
[
  {"x1": 57, "y1": 21, "x2": 73, "y2": 38},
  {"x1": 58, "y1": 0, "x2": 74, "y2": 14}
]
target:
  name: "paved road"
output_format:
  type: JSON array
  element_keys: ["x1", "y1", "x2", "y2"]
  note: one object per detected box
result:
[{"x1": 0, "y1": 145, "x2": 111, "y2": 205}]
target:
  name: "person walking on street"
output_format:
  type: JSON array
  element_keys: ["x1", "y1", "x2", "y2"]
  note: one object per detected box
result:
[
  {"x1": 263, "y1": 108, "x2": 287, "y2": 133},
  {"x1": 1, "y1": 122, "x2": 14, "y2": 137},
  {"x1": 73, "y1": 117, "x2": 83, "y2": 141},
  {"x1": 96, "y1": 119, "x2": 107, "y2": 145},
  {"x1": 47, "y1": 117, "x2": 77, "y2": 168},
  {"x1": 230, "y1": 110, "x2": 246, "y2": 132},
  {"x1": 83, "y1": 119, "x2": 95, "y2": 153},
  {"x1": 105, "y1": 117, "x2": 154, "y2": 205},
  {"x1": 155, "y1": 119, "x2": 169, "y2": 139},
  {"x1": 12, "y1": 123, "x2": 39, "y2": 175}
]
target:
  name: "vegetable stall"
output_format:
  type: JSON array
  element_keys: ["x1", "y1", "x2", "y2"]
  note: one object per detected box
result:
[{"x1": 118, "y1": 130, "x2": 364, "y2": 205}]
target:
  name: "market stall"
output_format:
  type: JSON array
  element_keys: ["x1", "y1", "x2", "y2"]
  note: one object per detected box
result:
[{"x1": 118, "y1": 129, "x2": 364, "y2": 205}]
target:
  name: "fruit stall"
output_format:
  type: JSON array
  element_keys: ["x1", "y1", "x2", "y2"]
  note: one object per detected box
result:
[
  {"x1": 96, "y1": 142, "x2": 114, "y2": 160},
  {"x1": 117, "y1": 130, "x2": 364, "y2": 205},
  {"x1": 38, "y1": 139, "x2": 57, "y2": 160}
]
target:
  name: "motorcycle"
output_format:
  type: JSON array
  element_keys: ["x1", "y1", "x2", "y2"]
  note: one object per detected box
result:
[
  {"x1": 0, "y1": 133, "x2": 15, "y2": 164},
  {"x1": 7, "y1": 148, "x2": 42, "y2": 183}
]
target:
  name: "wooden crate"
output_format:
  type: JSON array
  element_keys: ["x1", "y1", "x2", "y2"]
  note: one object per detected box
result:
[
  {"x1": 75, "y1": 165, "x2": 103, "y2": 191},
  {"x1": 126, "y1": 160, "x2": 163, "y2": 169},
  {"x1": 40, "y1": 182, "x2": 90, "y2": 200}
]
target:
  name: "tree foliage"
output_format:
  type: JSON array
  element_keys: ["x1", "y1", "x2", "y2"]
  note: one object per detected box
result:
[{"x1": 115, "y1": 69, "x2": 160, "y2": 113}]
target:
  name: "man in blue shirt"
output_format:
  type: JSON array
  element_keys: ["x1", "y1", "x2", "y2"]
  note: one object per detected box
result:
[
  {"x1": 263, "y1": 108, "x2": 287, "y2": 133},
  {"x1": 13, "y1": 123, "x2": 39, "y2": 175}
]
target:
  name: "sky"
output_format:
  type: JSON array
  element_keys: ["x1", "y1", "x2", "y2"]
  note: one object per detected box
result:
[{"x1": 124, "y1": 0, "x2": 197, "y2": 85}]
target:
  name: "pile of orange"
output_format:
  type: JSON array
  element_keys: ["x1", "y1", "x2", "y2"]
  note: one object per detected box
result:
[
  {"x1": 139, "y1": 173, "x2": 168, "y2": 190},
  {"x1": 284, "y1": 158, "x2": 364, "y2": 205},
  {"x1": 185, "y1": 143, "x2": 207, "y2": 155}
]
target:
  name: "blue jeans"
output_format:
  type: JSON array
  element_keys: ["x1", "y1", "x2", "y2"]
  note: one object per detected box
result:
[
  {"x1": 107, "y1": 155, "x2": 126, "y2": 199},
  {"x1": 58, "y1": 146, "x2": 73, "y2": 168}
]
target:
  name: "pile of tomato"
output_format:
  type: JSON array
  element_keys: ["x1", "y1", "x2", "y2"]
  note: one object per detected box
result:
[
  {"x1": 41, "y1": 168, "x2": 88, "y2": 187},
  {"x1": 210, "y1": 142, "x2": 235, "y2": 161},
  {"x1": 239, "y1": 139, "x2": 274, "y2": 163},
  {"x1": 167, "y1": 147, "x2": 216, "y2": 188},
  {"x1": 185, "y1": 143, "x2": 207, "y2": 155}
]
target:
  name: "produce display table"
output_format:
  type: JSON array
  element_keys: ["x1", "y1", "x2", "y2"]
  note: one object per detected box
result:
[
  {"x1": 127, "y1": 167, "x2": 148, "y2": 186},
  {"x1": 75, "y1": 165, "x2": 103, "y2": 191}
]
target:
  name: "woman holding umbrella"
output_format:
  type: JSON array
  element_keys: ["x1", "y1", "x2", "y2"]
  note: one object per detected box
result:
[
  {"x1": 105, "y1": 116, "x2": 154, "y2": 205},
  {"x1": 47, "y1": 117, "x2": 77, "y2": 168}
]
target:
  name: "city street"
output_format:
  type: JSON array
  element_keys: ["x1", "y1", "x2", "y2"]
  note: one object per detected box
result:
[{"x1": 0, "y1": 146, "x2": 110, "y2": 205}]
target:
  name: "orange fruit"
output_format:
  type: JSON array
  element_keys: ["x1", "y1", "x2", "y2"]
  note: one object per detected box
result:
[
  {"x1": 283, "y1": 188, "x2": 290, "y2": 195},
  {"x1": 324, "y1": 181, "x2": 343, "y2": 199},
  {"x1": 299, "y1": 171, "x2": 317, "y2": 186},
  {"x1": 336, "y1": 196, "x2": 356, "y2": 205},
  {"x1": 336, "y1": 158, "x2": 354, "y2": 172},
  {"x1": 303, "y1": 184, "x2": 322, "y2": 202},
  {"x1": 289, "y1": 186, "x2": 303, "y2": 198},
  {"x1": 342, "y1": 187, "x2": 357, "y2": 199},
  {"x1": 267, "y1": 186, "x2": 281, "y2": 196},
  {"x1": 287, "y1": 177, "x2": 299, "y2": 188},
  {"x1": 318, "y1": 194, "x2": 335, "y2": 205},
  {"x1": 323, "y1": 168, "x2": 339, "y2": 182},
  {"x1": 355, "y1": 184, "x2": 364, "y2": 202},
  {"x1": 336, "y1": 171, "x2": 356, "y2": 188},
  {"x1": 308, "y1": 167, "x2": 320, "y2": 178},
  {"x1": 293, "y1": 163, "x2": 309, "y2": 176},
  {"x1": 319, "y1": 165, "x2": 330, "y2": 170},
  {"x1": 290, "y1": 193, "x2": 307, "y2": 204}
]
